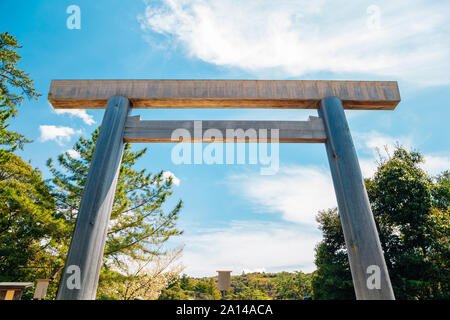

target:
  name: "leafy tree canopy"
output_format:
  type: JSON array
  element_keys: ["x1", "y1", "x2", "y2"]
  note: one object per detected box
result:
[
  {"x1": 0, "y1": 153, "x2": 68, "y2": 299},
  {"x1": 312, "y1": 147, "x2": 449, "y2": 300}
]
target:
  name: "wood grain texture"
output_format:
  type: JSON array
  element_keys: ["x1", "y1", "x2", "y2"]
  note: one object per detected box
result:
[
  {"x1": 56, "y1": 96, "x2": 130, "y2": 300},
  {"x1": 319, "y1": 97, "x2": 395, "y2": 300},
  {"x1": 123, "y1": 116, "x2": 326, "y2": 143},
  {"x1": 48, "y1": 80, "x2": 400, "y2": 110}
]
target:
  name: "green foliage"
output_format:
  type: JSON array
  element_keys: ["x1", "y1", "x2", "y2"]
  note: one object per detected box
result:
[
  {"x1": 206, "y1": 278, "x2": 222, "y2": 299},
  {"x1": 180, "y1": 274, "x2": 192, "y2": 290},
  {"x1": 0, "y1": 33, "x2": 61, "y2": 299},
  {"x1": 46, "y1": 128, "x2": 183, "y2": 297},
  {"x1": 158, "y1": 278, "x2": 191, "y2": 300},
  {"x1": 312, "y1": 147, "x2": 449, "y2": 299},
  {"x1": 235, "y1": 287, "x2": 271, "y2": 300},
  {"x1": 158, "y1": 272, "x2": 313, "y2": 300},
  {"x1": 432, "y1": 171, "x2": 450, "y2": 212},
  {"x1": 0, "y1": 34, "x2": 184, "y2": 298},
  {"x1": 0, "y1": 153, "x2": 68, "y2": 299},
  {"x1": 312, "y1": 208, "x2": 355, "y2": 300},
  {"x1": 274, "y1": 271, "x2": 312, "y2": 300},
  {"x1": 0, "y1": 32, "x2": 39, "y2": 160}
]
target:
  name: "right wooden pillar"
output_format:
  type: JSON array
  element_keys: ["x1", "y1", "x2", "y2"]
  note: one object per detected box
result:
[{"x1": 318, "y1": 96, "x2": 395, "y2": 300}]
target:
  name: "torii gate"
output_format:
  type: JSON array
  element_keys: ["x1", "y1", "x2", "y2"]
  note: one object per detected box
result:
[{"x1": 48, "y1": 80, "x2": 400, "y2": 300}]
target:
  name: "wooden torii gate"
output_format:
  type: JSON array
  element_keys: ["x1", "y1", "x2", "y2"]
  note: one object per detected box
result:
[{"x1": 48, "y1": 80, "x2": 400, "y2": 300}]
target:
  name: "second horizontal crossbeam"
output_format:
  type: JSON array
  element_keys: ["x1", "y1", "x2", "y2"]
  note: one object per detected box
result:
[{"x1": 124, "y1": 116, "x2": 326, "y2": 143}]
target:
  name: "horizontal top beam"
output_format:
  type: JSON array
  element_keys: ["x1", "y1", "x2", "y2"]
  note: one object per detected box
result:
[{"x1": 48, "y1": 80, "x2": 400, "y2": 110}]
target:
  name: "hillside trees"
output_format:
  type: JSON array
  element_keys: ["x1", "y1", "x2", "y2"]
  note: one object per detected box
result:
[{"x1": 158, "y1": 272, "x2": 313, "y2": 300}]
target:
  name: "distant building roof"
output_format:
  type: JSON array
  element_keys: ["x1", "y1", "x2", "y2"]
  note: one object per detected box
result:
[{"x1": 0, "y1": 282, "x2": 34, "y2": 289}]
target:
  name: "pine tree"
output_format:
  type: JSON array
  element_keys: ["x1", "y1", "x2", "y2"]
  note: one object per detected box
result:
[
  {"x1": 0, "y1": 32, "x2": 40, "y2": 161},
  {"x1": 47, "y1": 128, "x2": 183, "y2": 295}
]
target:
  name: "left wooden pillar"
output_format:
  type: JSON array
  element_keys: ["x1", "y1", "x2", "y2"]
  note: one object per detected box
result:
[{"x1": 57, "y1": 96, "x2": 130, "y2": 300}]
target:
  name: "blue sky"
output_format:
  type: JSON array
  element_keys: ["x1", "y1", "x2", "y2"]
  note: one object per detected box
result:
[{"x1": 1, "y1": 0, "x2": 449, "y2": 277}]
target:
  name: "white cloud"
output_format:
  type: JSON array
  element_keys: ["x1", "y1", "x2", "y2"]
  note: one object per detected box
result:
[
  {"x1": 354, "y1": 131, "x2": 449, "y2": 177},
  {"x1": 180, "y1": 220, "x2": 321, "y2": 277},
  {"x1": 355, "y1": 131, "x2": 413, "y2": 153},
  {"x1": 422, "y1": 155, "x2": 450, "y2": 176},
  {"x1": 359, "y1": 153, "x2": 450, "y2": 178},
  {"x1": 359, "y1": 158, "x2": 378, "y2": 178},
  {"x1": 66, "y1": 149, "x2": 81, "y2": 159},
  {"x1": 222, "y1": 131, "x2": 447, "y2": 230},
  {"x1": 227, "y1": 166, "x2": 336, "y2": 225},
  {"x1": 39, "y1": 125, "x2": 82, "y2": 146},
  {"x1": 242, "y1": 268, "x2": 266, "y2": 274},
  {"x1": 353, "y1": 130, "x2": 415, "y2": 166},
  {"x1": 54, "y1": 109, "x2": 95, "y2": 125},
  {"x1": 162, "y1": 170, "x2": 180, "y2": 186},
  {"x1": 186, "y1": 132, "x2": 447, "y2": 278},
  {"x1": 138, "y1": 0, "x2": 450, "y2": 86}
]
